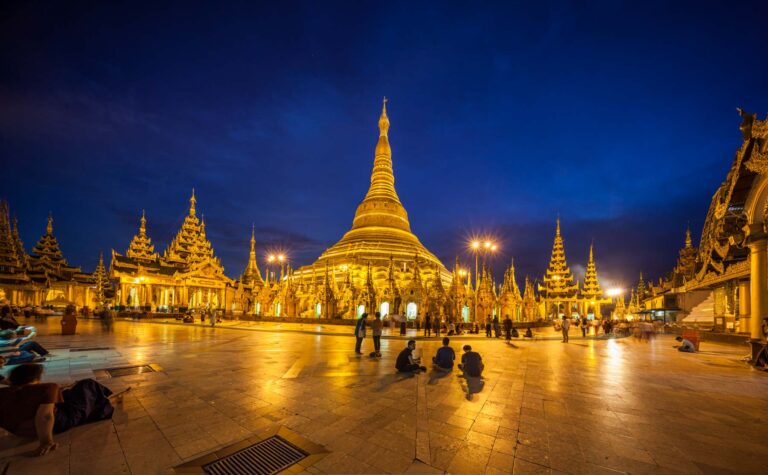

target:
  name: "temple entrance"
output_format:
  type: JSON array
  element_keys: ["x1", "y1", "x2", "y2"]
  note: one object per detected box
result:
[
  {"x1": 315, "y1": 303, "x2": 321, "y2": 317},
  {"x1": 461, "y1": 305, "x2": 470, "y2": 322},
  {"x1": 380, "y1": 301, "x2": 390, "y2": 317},
  {"x1": 255, "y1": 302, "x2": 261, "y2": 315},
  {"x1": 406, "y1": 302, "x2": 417, "y2": 319},
  {"x1": 275, "y1": 302, "x2": 281, "y2": 316},
  {"x1": 357, "y1": 304, "x2": 365, "y2": 317}
]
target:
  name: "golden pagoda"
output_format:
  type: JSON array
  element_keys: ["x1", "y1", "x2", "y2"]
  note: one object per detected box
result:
[
  {"x1": 580, "y1": 243, "x2": 606, "y2": 317},
  {"x1": 539, "y1": 217, "x2": 579, "y2": 317},
  {"x1": 499, "y1": 259, "x2": 523, "y2": 321},
  {"x1": 288, "y1": 100, "x2": 450, "y2": 319}
]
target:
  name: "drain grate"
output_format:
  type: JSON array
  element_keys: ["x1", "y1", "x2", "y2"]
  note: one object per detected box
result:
[
  {"x1": 203, "y1": 436, "x2": 307, "y2": 475},
  {"x1": 104, "y1": 365, "x2": 156, "y2": 377},
  {"x1": 70, "y1": 347, "x2": 113, "y2": 352}
]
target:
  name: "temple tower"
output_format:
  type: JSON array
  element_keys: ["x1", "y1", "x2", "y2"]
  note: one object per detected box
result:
[
  {"x1": 540, "y1": 217, "x2": 578, "y2": 317},
  {"x1": 126, "y1": 211, "x2": 159, "y2": 262},
  {"x1": 581, "y1": 243, "x2": 602, "y2": 317}
]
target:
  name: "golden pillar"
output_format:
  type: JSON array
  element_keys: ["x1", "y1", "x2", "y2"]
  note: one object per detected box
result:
[
  {"x1": 738, "y1": 279, "x2": 751, "y2": 333},
  {"x1": 744, "y1": 222, "x2": 768, "y2": 363}
]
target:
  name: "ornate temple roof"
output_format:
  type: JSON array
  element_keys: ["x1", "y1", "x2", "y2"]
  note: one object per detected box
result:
[
  {"x1": 0, "y1": 201, "x2": 27, "y2": 282},
  {"x1": 307, "y1": 100, "x2": 448, "y2": 280},
  {"x1": 581, "y1": 244, "x2": 602, "y2": 299},
  {"x1": 111, "y1": 191, "x2": 227, "y2": 281},
  {"x1": 126, "y1": 210, "x2": 159, "y2": 262},
  {"x1": 540, "y1": 217, "x2": 578, "y2": 299}
]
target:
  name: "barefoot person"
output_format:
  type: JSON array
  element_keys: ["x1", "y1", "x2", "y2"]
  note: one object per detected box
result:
[
  {"x1": 396, "y1": 340, "x2": 427, "y2": 373},
  {"x1": 432, "y1": 337, "x2": 455, "y2": 372},
  {"x1": 0, "y1": 363, "x2": 128, "y2": 456},
  {"x1": 458, "y1": 345, "x2": 484, "y2": 378}
]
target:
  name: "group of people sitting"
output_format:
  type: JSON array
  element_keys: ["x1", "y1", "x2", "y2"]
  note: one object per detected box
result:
[
  {"x1": 1, "y1": 306, "x2": 50, "y2": 370},
  {"x1": 395, "y1": 338, "x2": 484, "y2": 378}
]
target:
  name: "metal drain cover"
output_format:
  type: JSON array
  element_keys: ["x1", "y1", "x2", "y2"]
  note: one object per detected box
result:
[
  {"x1": 204, "y1": 436, "x2": 306, "y2": 475},
  {"x1": 95, "y1": 364, "x2": 163, "y2": 378}
]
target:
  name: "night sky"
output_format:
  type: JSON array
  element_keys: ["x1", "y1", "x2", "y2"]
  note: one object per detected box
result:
[{"x1": 2, "y1": 1, "x2": 767, "y2": 291}]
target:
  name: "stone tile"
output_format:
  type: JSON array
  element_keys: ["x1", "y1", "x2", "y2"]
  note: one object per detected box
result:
[{"x1": 0, "y1": 320, "x2": 766, "y2": 474}]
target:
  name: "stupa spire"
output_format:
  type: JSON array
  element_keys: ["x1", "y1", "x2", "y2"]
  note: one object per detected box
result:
[
  {"x1": 541, "y1": 217, "x2": 578, "y2": 300},
  {"x1": 241, "y1": 225, "x2": 263, "y2": 286},
  {"x1": 46, "y1": 213, "x2": 53, "y2": 235},
  {"x1": 685, "y1": 225, "x2": 693, "y2": 248},
  {"x1": 189, "y1": 188, "x2": 197, "y2": 217},
  {"x1": 350, "y1": 99, "x2": 410, "y2": 232},
  {"x1": 582, "y1": 243, "x2": 601, "y2": 299}
]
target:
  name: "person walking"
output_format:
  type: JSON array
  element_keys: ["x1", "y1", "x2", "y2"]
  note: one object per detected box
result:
[
  {"x1": 561, "y1": 315, "x2": 570, "y2": 343},
  {"x1": 209, "y1": 310, "x2": 216, "y2": 328},
  {"x1": 425, "y1": 313, "x2": 432, "y2": 337},
  {"x1": 354, "y1": 313, "x2": 367, "y2": 355},
  {"x1": 581, "y1": 316, "x2": 588, "y2": 337},
  {"x1": 370, "y1": 312, "x2": 383, "y2": 357},
  {"x1": 433, "y1": 316, "x2": 440, "y2": 337},
  {"x1": 485, "y1": 316, "x2": 492, "y2": 338},
  {"x1": 503, "y1": 315, "x2": 512, "y2": 342},
  {"x1": 493, "y1": 316, "x2": 501, "y2": 338}
]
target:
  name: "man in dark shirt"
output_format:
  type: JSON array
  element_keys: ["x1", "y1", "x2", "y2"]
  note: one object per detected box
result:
[
  {"x1": 396, "y1": 340, "x2": 426, "y2": 373},
  {"x1": 432, "y1": 337, "x2": 455, "y2": 371},
  {"x1": 458, "y1": 345, "x2": 484, "y2": 377}
]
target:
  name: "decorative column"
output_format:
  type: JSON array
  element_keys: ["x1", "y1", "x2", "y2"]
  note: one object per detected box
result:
[
  {"x1": 745, "y1": 223, "x2": 768, "y2": 361},
  {"x1": 738, "y1": 280, "x2": 751, "y2": 334}
]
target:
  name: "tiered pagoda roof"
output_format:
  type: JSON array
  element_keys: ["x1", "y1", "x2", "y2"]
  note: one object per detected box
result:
[
  {"x1": 581, "y1": 244, "x2": 602, "y2": 299},
  {"x1": 94, "y1": 252, "x2": 111, "y2": 307},
  {"x1": 540, "y1": 217, "x2": 578, "y2": 299},
  {"x1": 112, "y1": 191, "x2": 226, "y2": 279},
  {"x1": 126, "y1": 211, "x2": 159, "y2": 262},
  {"x1": 26, "y1": 214, "x2": 91, "y2": 285},
  {"x1": 0, "y1": 201, "x2": 26, "y2": 281}
]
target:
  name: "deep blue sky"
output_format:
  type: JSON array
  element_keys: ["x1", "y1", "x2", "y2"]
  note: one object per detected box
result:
[{"x1": 2, "y1": 1, "x2": 767, "y2": 291}]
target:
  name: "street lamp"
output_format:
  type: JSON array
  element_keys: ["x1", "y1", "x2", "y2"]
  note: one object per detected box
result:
[{"x1": 469, "y1": 238, "x2": 498, "y2": 323}]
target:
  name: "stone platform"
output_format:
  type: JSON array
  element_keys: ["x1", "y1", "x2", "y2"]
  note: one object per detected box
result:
[{"x1": 1, "y1": 319, "x2": 766, "y2": 474}]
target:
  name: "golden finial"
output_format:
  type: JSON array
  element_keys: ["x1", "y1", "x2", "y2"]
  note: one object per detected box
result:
[
  {"x1": 378, "y1": 97, "x2": 390, "y2": 137},
  {"x1": 46, "y1": 213, "x2": 53, "y2": 235},
  {"x1": 555, "y1": 215, "x2": 561, "y2": 236},
  {"x1": 189, "y1": 188, "x2": 197, "y2": 216}
]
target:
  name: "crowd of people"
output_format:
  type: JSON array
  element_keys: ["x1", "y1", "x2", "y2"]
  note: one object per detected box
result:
[{"x1": 394, "y1": 337, "x2": 484, "y2": 379}]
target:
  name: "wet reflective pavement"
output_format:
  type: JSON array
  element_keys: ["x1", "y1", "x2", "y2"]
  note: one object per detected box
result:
[{"x1": 1, "y1": 319, "x2": 767, "y2": 474}]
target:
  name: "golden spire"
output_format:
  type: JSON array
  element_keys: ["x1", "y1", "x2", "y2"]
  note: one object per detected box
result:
[
  {"x1": 47, "y1": 213, "x2": 53, "y2": 235},
  {"x1": 250, "y1": 224, "x2": 256, "y2": 252},
  {"x1": 140, "y1": 210, "x2": 147, "y2": 236},
  {"x1": 685, "y1": 225, "x2": 692, "y2": 248},
  {"x1": 189, "y1": 188, "x2": 197, "y2": 217},
  {"x1": 351, "y1": 99, "x2": 410, "y2": 232}
]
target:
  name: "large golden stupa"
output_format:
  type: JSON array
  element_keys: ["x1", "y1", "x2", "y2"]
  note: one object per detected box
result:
[{"x1": 291, "y1": 99, "x2": 450, "y2": 317}]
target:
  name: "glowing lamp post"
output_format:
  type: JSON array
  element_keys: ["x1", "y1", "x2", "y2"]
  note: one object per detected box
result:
[{"x1": 469, "y1": 238, "x2": 498, "y2": 322}]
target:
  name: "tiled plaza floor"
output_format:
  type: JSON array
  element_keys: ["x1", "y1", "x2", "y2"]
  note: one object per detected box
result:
[{"x1": 1, "y1": 319, "x2": 767, "y2": 475}]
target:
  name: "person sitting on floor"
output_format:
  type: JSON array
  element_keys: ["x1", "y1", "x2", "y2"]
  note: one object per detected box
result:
[
  {"x1": 0, "y1": 327, "x2": 49, "y2": 365},
  {"x1": 674, "y1": 336, "x2": 696, "y2": 353},
  {"x1": 458, "y1": 345, "x2": 484, "y2": 377},
  {"x1": 0, "y1": 306, "x2": 21, "y2": 331},
  {"x1": 432, "y1": 337, "x2": 455, "y2": 372},
  {"x1": 0, "y1": 363, "x2": 129, "y2": 456},
  {"x1": 524, "y1": 328, "x2": 533, "y2": 338},
  {"x1": 396, "y1": 340, "x2": 427, "y2": 373}
]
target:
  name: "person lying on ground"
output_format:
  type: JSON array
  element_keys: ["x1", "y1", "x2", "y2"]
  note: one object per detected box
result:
[
  {"x1": 0, "y1": 363, "x2": 129, "y2": 456},
  {"x1": 432, "y1": 337, "x2": 455, "y2": 372},
  {"x1": 674, "y1": 336, "x2": 696, "y2": 353},
  {"x1": 396, "y1": 340, "x2": 427, "y2": 373},
  {"x1": 458, "y1": 345, "x2": 484, "y2": 377},
  {"x1": 0, "y1": 328, "x2": 49, "y2": 365}
]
